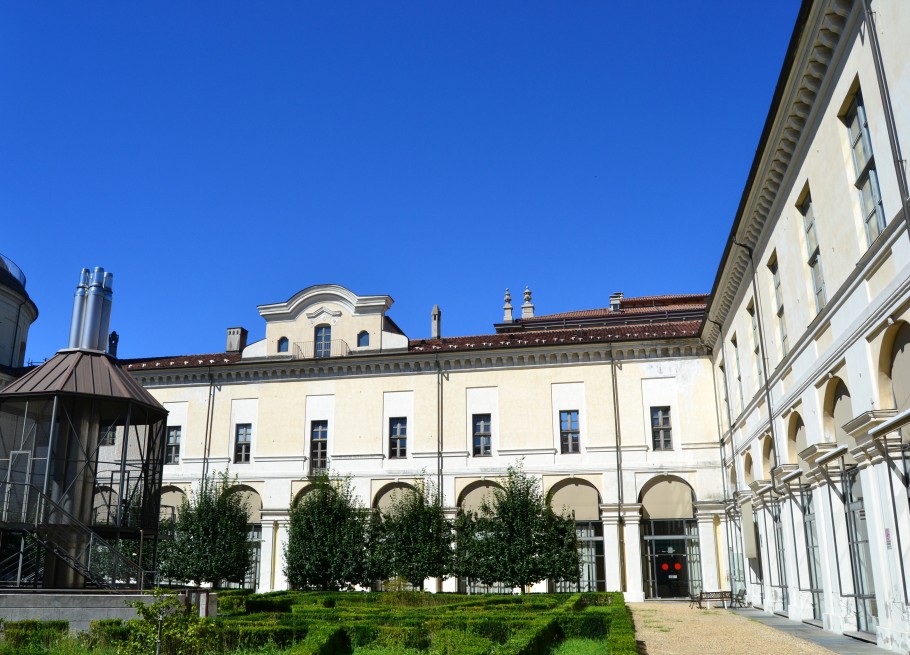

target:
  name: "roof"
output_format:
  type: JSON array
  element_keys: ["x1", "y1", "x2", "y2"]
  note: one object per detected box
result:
[
  {"x1": 120, "y1": 352, "x2": 243, "y2": 371},
  {"x1": 528, "y1": 295, "x2": 707, "y2": 322},
  {"x1": 0, "y1": 350, "x2": 166, "y2": 414}
]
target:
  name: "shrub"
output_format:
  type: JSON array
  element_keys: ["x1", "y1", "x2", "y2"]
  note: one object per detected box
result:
[
  {"x1": 288, "y1": 624, "x2": 351, "y2": 655},
  {"x1": 2, "y1": 619, "x2": 68, "y2": 651},
  {"x1": 245, "y1": 594, "x2": 295, "y2": 614},
  {"x1": 432, "y1": 629, "x2": 495, "y2": 655},
  {"x1": 606, "y1": 595, "x2": 636, "y2": 655}
]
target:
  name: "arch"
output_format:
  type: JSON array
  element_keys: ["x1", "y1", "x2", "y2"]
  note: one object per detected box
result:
[
  {"x1": 373, "y1": 482, "x2": 416, "y2": 512},
  {"x1": 159, "y1": 485, "x2": 186, "y2": 522},
  {"x1": 761, "y1": 435, "x2": 774, "y2": 479},
  {"x1": 92, "y1": 485, "x2": 119, "y2": 524},
  {"x1": 227, "y1": 485, "x2": 263, "y2": 524},
  {"x1": 787, "y1": 412, "x2": 809, "y2": 470},
  {"x1": 823, "y1": 377, "x2": 856, "y2": 463},
  {"x1": 277, "y1": 337, "x2": 289, "y2": 353},
  {"x1": 457, "y1": 481, "x2": 502, "y2": 513},
  {"x1": 743, "y1": 452, "x2": 755, "y2": 485},
  {"x1": 547, "y1": 478, "x2": 601, "y2": 520},
  {"x1": 880, "y1": 321, "x2": 910, "y2": 417},
  {"x1": 638, "y1": 475, "x2": 695, "y2": 520},
  {"x1": 728, "y1": 464, "x2": 737, "y2": 491},
  {"x1": 357, "y1": 331, "x2": 370, "y2": 347}
]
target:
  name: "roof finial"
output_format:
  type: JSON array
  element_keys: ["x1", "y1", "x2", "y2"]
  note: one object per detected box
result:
[
  {"x1": 503, "y1": 288, "x2": 513, "y2": 323},
  {"x1": 521, "y1": 286, "x2": 534, "y2": 319}
]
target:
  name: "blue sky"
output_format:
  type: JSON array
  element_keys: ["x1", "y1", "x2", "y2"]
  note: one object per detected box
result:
[{"x1": 2, "y1": 2, "x2": 800, "y2": 362}]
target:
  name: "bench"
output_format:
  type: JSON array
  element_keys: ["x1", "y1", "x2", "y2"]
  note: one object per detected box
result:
[{"x1": 692, "y1": 590, "x2": 733, "y2": 608}]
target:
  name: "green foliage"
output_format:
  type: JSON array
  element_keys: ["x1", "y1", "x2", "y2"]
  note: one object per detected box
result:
[
  {"x1": 284, "y1": 472, "x2": 373, "y2": 591},
  {"x1": 122, "y1": 588, "x2": 215, "y2": 655},
  {"x1": 1, "y1": 619, "x2": 68, "y2": 652},
  {"x1": 380, "y1": 478, "x2": 452, "y2": 590},
  {"x1": 157, "y1": 470, "x2": 254, "y2": 587},
  {"x1": 457, "y1": 464, "x2": 581, "y2": 591},
  {"x1": 605, "y1": 594, "x2": 636, "y2": 655},
  {"x1": 287, "y1": 624, "x2": 350, "y2": 655}
]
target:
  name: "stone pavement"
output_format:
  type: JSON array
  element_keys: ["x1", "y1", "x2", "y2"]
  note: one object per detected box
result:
[{"x1": 731, "y1": 608, "x2": 888, "y2": 655}]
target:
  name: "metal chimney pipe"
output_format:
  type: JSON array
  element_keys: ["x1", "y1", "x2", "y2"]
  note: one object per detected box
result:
[
  {"x1": 98, "y1": 271, "x2": 114, "y2": 351},
  {"x1": 67, "y1": 268, "x2": 90, "y2": 348},
  {"x1": 79, "y1": 267, "x2": 105, "y2": 350}
]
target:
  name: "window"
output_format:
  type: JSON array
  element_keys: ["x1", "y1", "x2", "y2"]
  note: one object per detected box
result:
[
  {"x1": 310, "y1": 420, "x2": 328, "y2": 474},
  {"x1": 99, "y1": 425, "x2": 116, "y2": 447},
  {"x1": 731, "y1": 335, "x2": 744, "y2": 410},
  {"x1": 651, "y1": 407, "x2": 672, "y2": 450},
  {"x1": 277, "y1": 337, "x2": 289, "y2": 353},
  {"x1": 165, "y1": 426, "x2": 181, "y2": 465},
  {"x1": 747, "y1": 302, "x2": 763, "y2": 386},
  {"x1": 389, "y1": 417, "x2": 407, "y2": 459},
  {"x1": 234, "y1": 424, "x2": 252, "y2": 463},
  {"x1": 560, "y1": 410, "x2": 580, "y2": 454},
  {"x1": 357, "y1": 331, "x2": 370, "y2": 347},
  {"x1": 472, "y1": 414, "x2": 491, "y2": 456},
  {"x1": 315, "y1": 325, "x2": 331, "y2": 358},
  {"x1": 845, "y1": 91, "x2": 885, "y2": 244},
  {"x1": 799, "y1": 193, "x2": 827, "y2": 312},
  {"x1": 769, "y1": 256, "x2": 788, "y2": 356}
]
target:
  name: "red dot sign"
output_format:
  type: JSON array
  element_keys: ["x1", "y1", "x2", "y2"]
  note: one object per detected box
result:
[
  {"x1": 661, "y1": 563, "x2": 669, "y2": 571},
  {"x1": 674, "y1": 563, "x2": 682, "y2": 571}
]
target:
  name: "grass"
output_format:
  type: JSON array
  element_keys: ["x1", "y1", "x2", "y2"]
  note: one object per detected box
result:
[{"x1": 552, "y1": 637, "x2": 609, "y2": 655}]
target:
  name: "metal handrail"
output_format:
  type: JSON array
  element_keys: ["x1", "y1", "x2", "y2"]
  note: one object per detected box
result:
[
  {"x1": 294, "y1": 339, "x2": 350, "y2": 359},
  {"x1": 0, "y1": 481, "x2": 144, "y2": 588}
]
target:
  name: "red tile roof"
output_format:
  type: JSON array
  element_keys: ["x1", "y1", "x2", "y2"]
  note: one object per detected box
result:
[
  {"x1": 527, "y1": 294, "x2": 708, "y2": 322},
  {"x1": 120, "y1": 352, "x2": 243, "y2": 371}
]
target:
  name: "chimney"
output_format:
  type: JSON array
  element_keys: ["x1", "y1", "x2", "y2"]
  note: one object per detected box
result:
[
  {"x1": 67, "y1": 268, "x2": 90, "y2": 348},
  {"x1": 226, "y1": 327, "x2": 248, "y2": 353},
  {"x1": 79, "y1": 267, "x2": 108, "y2": 350},
  {"x1": 431, "y1": 305, "x2": 441, "y2": 339},
  {"x1": 521, "y1": 286, "x2": 534, "y2": 319},
  {"x1": 108, "y1": 331, "x2": 119, "y2": 357},
  {"x1": 502, "y1": 288, "x2": 513, "y2": 323},
  {"x1": 97, "y1": 271, "x2": 114, "y2": 350},
  {"x1": 610, "y1": 292, "x2": 624, "y2": 312}
]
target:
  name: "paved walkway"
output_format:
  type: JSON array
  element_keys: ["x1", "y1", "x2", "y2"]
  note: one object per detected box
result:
[{"x1": 628, "y1": 602, "x2": 891, "y2": 655}]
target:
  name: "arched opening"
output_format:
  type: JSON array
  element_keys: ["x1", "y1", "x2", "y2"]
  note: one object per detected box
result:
[
  {"x1": 743, "y1": 453, "x2": 755, "y2": 486},
  {"x1": 548, "y1": 479, "x2": 605, "y2": 592},
  {"x1": 92, "y1": 486, "x2": 119, "y2": 526},
  {"x1": 277, "y1": 337, "x2": 289, "y2": 353},
  {"x1": 824, "y1": 377, "x2": 856, "y2": 464},
  {"x1": 761, "y1": 436, "x2": 774, "y2": 480},
  {"x1": 787, "y1": 413, "x2": 809, "y2": 471},
  {"x1": 881, "y1": 321, "x2": 910, "y2": 440},
  {"x1": 638, "y1": 476, "x2": 700, "y2": 599},
  {"x1": 373, "y1": 482, "x2": 416, "y2": 513},
  {"x1": 158, "y1": 486, "x2": 186, "y2": 524},
  {"x1": 357, "y1": 331, "x2": 370, "y2": 348},
  {"x1": 457, "y1": 481, "x2": 501, "y2": 513},
  {"x1": 224, "y1": 485, "x2": 263, "y2": 591}
]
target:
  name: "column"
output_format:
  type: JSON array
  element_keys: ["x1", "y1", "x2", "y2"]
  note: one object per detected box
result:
[
  {"x1": 600, "y1": 504, "x2": 622, "y2": 593},
  {"x1": 622, "y1": 504, "x2": 645, "y2": 602},
  {"x1": 695, "y1": 501, "x2": 725, "y2": 592}
]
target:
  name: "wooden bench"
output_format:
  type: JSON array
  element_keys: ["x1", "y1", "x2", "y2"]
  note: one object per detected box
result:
[{"x1": 693, "y1": 590, "x2": 733, "y2": 608}]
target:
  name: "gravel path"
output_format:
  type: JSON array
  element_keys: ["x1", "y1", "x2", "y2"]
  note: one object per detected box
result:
[{"x1": 628, "y1": 602, "x2": 838, "y2": 655}]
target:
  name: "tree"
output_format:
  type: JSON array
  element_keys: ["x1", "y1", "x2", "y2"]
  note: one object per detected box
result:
[
  {"x1": 157, "y1": 470, "x2": 253, "y2": 587},
  {"x1": 380, "y1": 479, "x2": 452, "y2": 590},
  {"x1": 284, "y1": 472, "x2": 372, "y2": 590},
  {"x1": 472, "y1": 464, "x2": 580, "y2": 592}
]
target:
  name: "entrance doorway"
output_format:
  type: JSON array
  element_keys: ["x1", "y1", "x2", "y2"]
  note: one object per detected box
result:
[{"x1": 639, "y1": 476, "x2": 701, "y2": 599}]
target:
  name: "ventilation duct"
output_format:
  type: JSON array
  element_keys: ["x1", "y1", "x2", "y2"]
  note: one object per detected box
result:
[
  {"x1": 68, "y1": 266, "x2": 114, "y2": 351},
  {"x1": 67, "y1": 269, "x2": 90, "y2": 348}
]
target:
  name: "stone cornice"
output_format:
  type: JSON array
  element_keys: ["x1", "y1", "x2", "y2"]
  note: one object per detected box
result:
[{"x1": 703, "y1": 0, "x2": 854, "y2": 348}]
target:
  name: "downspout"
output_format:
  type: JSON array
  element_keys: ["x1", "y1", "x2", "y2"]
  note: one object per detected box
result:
[
  {"x1": 609, "y1": 345, "x2": 626, "y2": 592},
  {"x1": 434, "y1": 355, "x2": 444, "y2": 504},
  {"x1": 861, "y1": 0, "x2": 910, "y2": 244},
  {"x1": 201, "y1": 367, "x2": 216, "y2": 482}
]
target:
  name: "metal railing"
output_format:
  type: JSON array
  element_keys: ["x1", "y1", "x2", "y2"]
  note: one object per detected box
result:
[
  {"x1": 0, "y1": 253, "x2": 26, "y2": 287},
  {"x1": 0, "y1": 482, "x2": 145, "y2": 589},
  {"x1": 294, "y1": 339, "x2": 350, "y2": 359}
]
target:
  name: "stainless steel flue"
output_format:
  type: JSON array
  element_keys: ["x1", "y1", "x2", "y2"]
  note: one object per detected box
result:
[
  {"x1": 79, "y1": 267, "x2": 106, "y2": 350},
  {"x1": 98, "y1": 271, "x2": 114, "y2": 351},
  {"x1": 67, "y1": 269, "x2": 90, "y2": 349}
]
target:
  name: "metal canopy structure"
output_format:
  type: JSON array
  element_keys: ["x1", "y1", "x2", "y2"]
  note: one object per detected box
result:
[{"x1": 0, "y1": 350, "x2": 167, "y2": 589}]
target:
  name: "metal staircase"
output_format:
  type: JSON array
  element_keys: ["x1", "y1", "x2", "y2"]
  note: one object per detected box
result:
[{"x1": 0, "y1": 482, "x2": 144, "y2": 589}]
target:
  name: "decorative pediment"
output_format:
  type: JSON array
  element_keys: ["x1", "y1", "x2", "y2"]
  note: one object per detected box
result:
[{"x1": 305, "y1": 307, "x2": 343, "y2": 325}]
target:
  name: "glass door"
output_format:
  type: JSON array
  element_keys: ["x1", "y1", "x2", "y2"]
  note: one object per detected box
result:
[{"x1": 844, "y1": 469, "x2": 878, "y2": 635}]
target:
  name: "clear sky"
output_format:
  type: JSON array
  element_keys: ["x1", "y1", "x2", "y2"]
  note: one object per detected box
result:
[{"x1": 2, "y1": 2, "x2": 801, "y2": 363}]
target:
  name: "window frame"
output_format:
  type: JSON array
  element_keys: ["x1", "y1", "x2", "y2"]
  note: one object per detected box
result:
[
  {"x1": 747, "y1": 302, "x2": 763, "y2": 387},
  {"x1": 357, "y1": 331, "x2": 370, "y2": 348},
  {"x1": 651, "y1": 406, "x2": 673, "y2": 451},
  {"x1": 768, "y1": 257, "x2": 789, "y2": 356},
  {"x1": 730, "y1": 334, "x2": 745, "y2": 411},
  {"x1": 277, "y1": 336, "x2": 289, "y2": 353},
  {"x1": 845, "y1": 92, "x2": 886, "y2": 245},
  {"x1": 389, "y1": 417, "x2": 407, "y2": 459},
  {"x1": 234, "y1": 423, "x2": 252, "y2": 464},
  {"x1": 310, "y1": 420, "x2": 328, "y2": 474},
  {"x1": 799, "y1": 193, "x2": 827, "y2": 312},
  {"x1": 315, "y1": 324, "x2": 332, "y2": 358},
  {"x1": 472, "y1": 413, "x2": 492, "y2": 457},
  {"x1": 165, "y1": 426, "x2": 181, "y2": 465},
  {"x1": 559, "y1": 409, "x2": 580, "y2": 454}
]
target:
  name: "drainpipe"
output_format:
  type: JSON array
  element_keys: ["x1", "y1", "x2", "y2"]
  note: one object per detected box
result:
[
  {"x1": 609, "y1": 345, "x2": 626, "y2": 591},
  {"x1": 435, "y1": 355, "x2": 444, "y2": 504},
  {"x1": 201, "y1": 367, "x2": 216, "y2": 482}
]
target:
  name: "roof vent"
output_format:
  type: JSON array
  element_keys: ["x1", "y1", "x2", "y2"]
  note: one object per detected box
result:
[
  {"x1": 226, "y1": 327, "x2": 248, "y2": 353},
  {"x1": 610, "y1": 292, "x2": 623, "y2": 312},
  {"x1": 431, "y1": 305, "x2": 441, "y2": 339}
]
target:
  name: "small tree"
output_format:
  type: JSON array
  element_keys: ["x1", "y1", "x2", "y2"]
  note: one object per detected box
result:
[
  {"x1": 157, "y1": 470, "x2": 253, "y2": 587},
  {"x1": 381, "y1": 479, "x2": 452, "y2": 590},
  {"x1": 284, "y1": 472, "x2": 370, "y2": 590},
  {"x1": 476, "y1": 464, "x2": 579, "y2": 592}
]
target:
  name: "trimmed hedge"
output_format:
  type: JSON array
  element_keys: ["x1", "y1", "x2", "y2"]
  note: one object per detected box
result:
[
  {"x1": 3, "y1": 619, "x2": 68, "y2": 650},
  {"x1": 606, "y1": 594, "x2": 637, "y2": 655},
  {"x1": 289, "y1": 624, "x2": 351, "y2": 655}
]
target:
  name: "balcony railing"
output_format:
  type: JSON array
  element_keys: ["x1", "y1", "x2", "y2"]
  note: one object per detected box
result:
[
  {"x1": 0, "y1": 253, "x2": 26, "y2": 288},
  {"x1": 294, "y1": 339, "x2": 350, "y2": 359}
]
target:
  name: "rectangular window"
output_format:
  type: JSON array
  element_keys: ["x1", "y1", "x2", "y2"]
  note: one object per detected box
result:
[
  {"x1": 234, "y1": 424, "x2": 252, "y2": 464},
  {"x1": 560, "y1": 410, "x2": 580, "y2": 454},
  {"x1": 389, "y1": 417, "x2": 407, "y2": 459},
  {"x1": 310, "y1": 420, "x2": 328, "y2": 474},
  {"x1": 800, "y1": 193, "x2": 827, "y2": 312},
  {"x1": 769, "y1": 257, "x2": 788, "y2": 356},
  {"x1": 747, "y1": 302, "x2": 763, "y2": 386},
  {"x1": 472, "y1": 414, "x2": 492, "y2": 456},
  {"x1": 845, "y1": 92, "x2": 885, "y2": 244},
  {"x1": 731, "y1": 335, "x2": 744, "y2": 410},
  {"x1": 165, "y1": 426, "x2": 181, "y2": 465},
  {"x1": 651, "y1": 407, "x2": 672, "y2": 450},
  {"x1": 99, "y1": 425, "x2": 116, "y2": 447}
]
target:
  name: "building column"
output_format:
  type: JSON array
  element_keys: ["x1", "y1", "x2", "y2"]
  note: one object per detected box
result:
[
  {"x1": 600, "y1": 504, "x2": 622, "y2": 593},
  {"x1": 258, "y1": 519, "x2": 277, "y2": 593},
  {"x1": 695, "y1": 501, "x2": 725, "y2": 591},
  {"x1": 621, "y1": 503, "x2": 644, "y2": 602}
]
